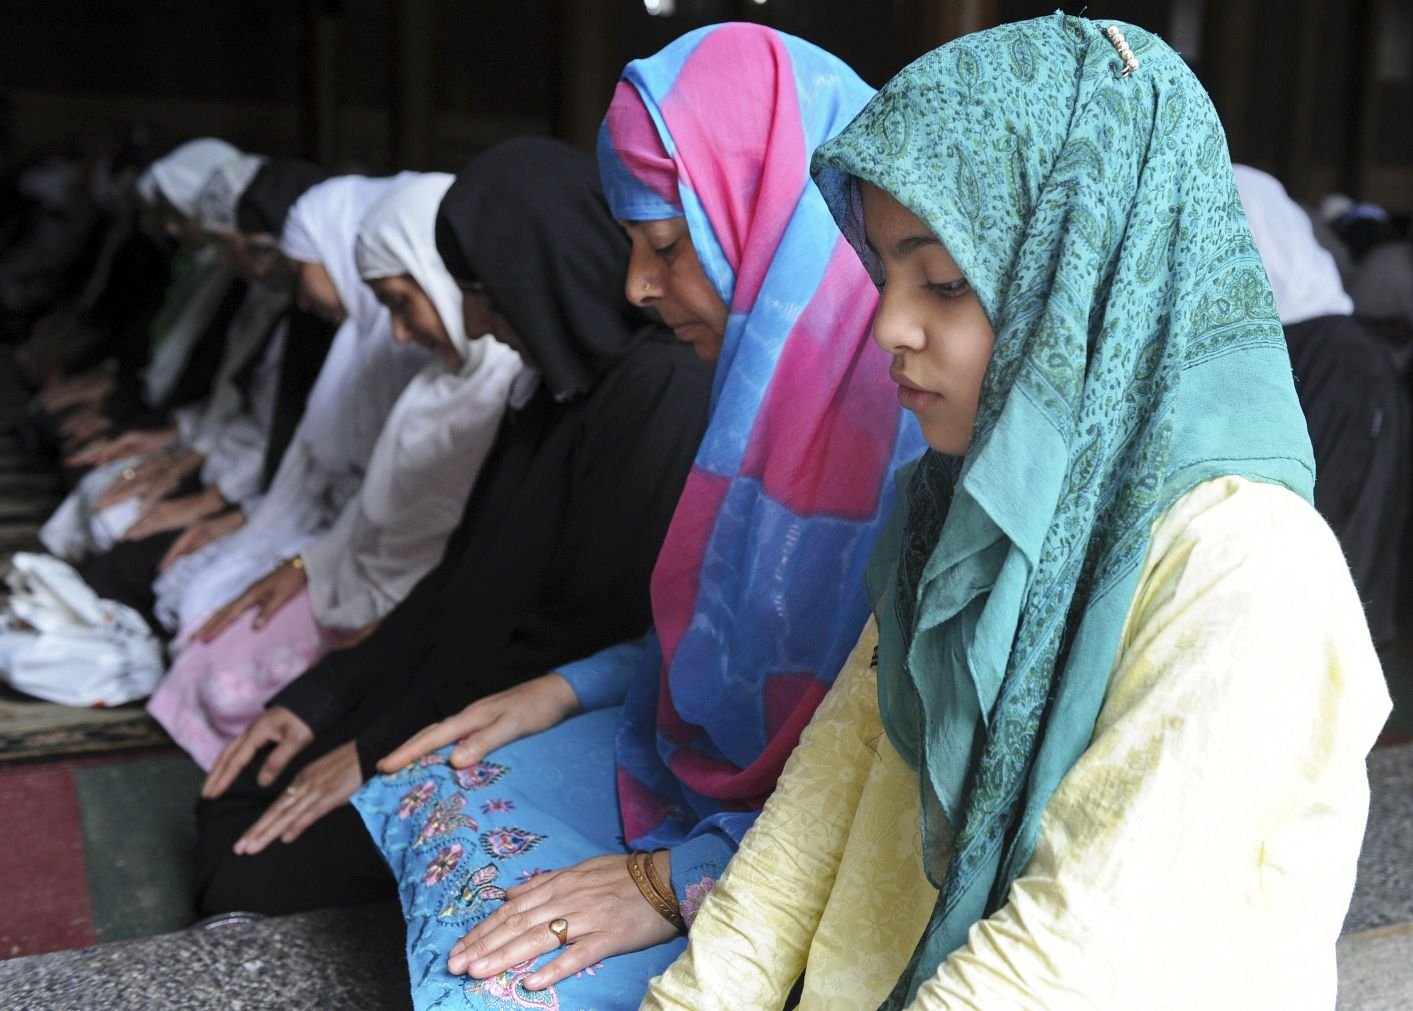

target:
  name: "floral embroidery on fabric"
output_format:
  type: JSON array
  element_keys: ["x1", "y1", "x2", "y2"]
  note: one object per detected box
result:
[
  {"x1": 481, "y1": 798, "x2": 515, "y2": 815},
  {"x1": 680, "y1": 876, "x2": 716, "y2": 925},
  {"x1": 380, "y1": 751, "x2": 449, "y2": 784},
  {"x1": 480, "y1": 827, "x2": 546, "y2": 859},
  {"x1": 574, "y1": 961, "x2": 605, "y2": 978},
  {"x1": 516, "y1": 867, "x2": 550, "y2": 883},
  {"x1": 454, "y1": 761, "x2": 509, "y2": 790},
  {"x1": 438, "y1": 862, "x2": 507, "y2": 921},
  {"x1": 414, "y1": 794, "x2": 478, "y2": 849},
  {"x1": 462, "y1": 959, "x2": 560, "y2": 1009},
  {"x1": 423, "y1": 843, "x2": 464, "y2": 886},
  {"x1": 398, "y1": 780, "x2": 437, "y2": 820}
]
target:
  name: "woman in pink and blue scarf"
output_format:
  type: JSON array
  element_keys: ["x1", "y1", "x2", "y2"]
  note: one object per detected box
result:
[{"x1": 352, "y1": 24, "x2": 924, "y2": 1010}]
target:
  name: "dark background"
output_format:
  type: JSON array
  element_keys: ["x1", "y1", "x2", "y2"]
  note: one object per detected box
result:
[{"x1": 1, "y1": 0, "x2": 1408, "y2": 209}]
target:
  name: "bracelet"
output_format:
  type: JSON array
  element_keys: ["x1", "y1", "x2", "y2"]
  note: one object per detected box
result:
[
  {"x1": 642, "y1": 847, "x2": 677, "y2": 917},
  {"x1": 627, "y1": 851, "x2": 685, "y2": 932}
]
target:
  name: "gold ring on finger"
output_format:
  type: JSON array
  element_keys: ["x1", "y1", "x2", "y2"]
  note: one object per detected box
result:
[
  {"x1": 548, "y1": 917, "x2": 569, "y2": 947},
  {"x1": 284, "y1": 784, "x2": 304, "y2": 799}
]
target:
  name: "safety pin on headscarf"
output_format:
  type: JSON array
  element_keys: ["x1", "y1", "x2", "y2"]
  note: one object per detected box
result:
[{"x1": 1103, "y1": 25, "x2": 1140, "y2": 77}]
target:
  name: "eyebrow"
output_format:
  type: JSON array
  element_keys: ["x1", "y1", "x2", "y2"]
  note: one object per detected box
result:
[
  {"x1": 895, "y1": 234, "x2": 941, "y2": 256},
  {"x1": 862, "y1": 232, "x2": 943, "y2": 260}
]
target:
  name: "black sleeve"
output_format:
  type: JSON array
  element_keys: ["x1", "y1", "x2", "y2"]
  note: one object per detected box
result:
[
  {"x1": 353, "y1": 344, "x2": 711, "y2": 771},
  {"x1": 270, "y1": 564, "x2": 445, "y2": 736}
]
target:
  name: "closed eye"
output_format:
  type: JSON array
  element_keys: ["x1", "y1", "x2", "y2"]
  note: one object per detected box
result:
[{"x1": 926, "y1": 278, "x2": 971, "y2": 298}]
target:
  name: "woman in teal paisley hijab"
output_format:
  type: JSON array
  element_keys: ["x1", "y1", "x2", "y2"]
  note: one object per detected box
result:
[{"x1": 641, "y1": 14, "x2": 1390, "y2": 1010}]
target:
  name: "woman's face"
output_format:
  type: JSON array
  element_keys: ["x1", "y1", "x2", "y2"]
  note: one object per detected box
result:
[
  {"x1": 458, "y1": 281, "x2": 536, "y2": 369},
  {"x1": 294, "y1": 260, "x2": 346, "y2": 325},
  {"x1": 155, "y1": 193, "x2": 203, "y2": 251},
  {"x1": 209, "y1": 230, "x2": 293, "y2": 287},
  {"x1": 621, "y1": 217, "x2": 728, "y2": 363},
  {"x1": 862, "y1": 183, "x2": 995, "y2": 456},
  {"x1": 367, "y1": 274, "x2": 462, "y2": 368}
]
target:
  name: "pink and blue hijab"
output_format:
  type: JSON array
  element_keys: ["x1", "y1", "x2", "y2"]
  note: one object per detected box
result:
[{"x1": 597, "y1": 23, "x2": 925, "y2": 853}]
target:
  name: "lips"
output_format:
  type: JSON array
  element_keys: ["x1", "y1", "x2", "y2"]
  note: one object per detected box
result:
[
  {"x1": 666, "y1": 319, "x2": 702, "y2": 341},
  {"x1": 890, "y1": 369, "x2": 929, "y2": 394},
  {"x1": 891, "y1": 370, "x2": 941, "y2": 411}
]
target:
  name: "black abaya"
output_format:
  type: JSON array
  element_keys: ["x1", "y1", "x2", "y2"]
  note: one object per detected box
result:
[{"x1": 1286, "y1": 313, "x2": 1410, "y2": 645}]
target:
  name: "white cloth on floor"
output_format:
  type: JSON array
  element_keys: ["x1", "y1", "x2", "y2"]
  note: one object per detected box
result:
[{"x1": 0, "y1": 553, "x2": 163, "y2": 707}]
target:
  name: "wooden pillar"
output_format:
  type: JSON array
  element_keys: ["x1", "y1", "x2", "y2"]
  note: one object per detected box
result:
[
  {"x1": 390, "y1": 0, "x2": 436, "y2": 169},
  {"x1": 1348, "y1": 0, "x2": 1381, "y2": 198},
  {"x1": 300, "y1": 0, "x2": 342, "y2": 167},
  {"x1": 1200, "y1": 0, "x2": 1257, "y2": 164},
  {"x1": 1283, "y1": 0, "x2": 1326, "y2": 197},
  {"x1": 553, "y1": 0, "x2": 618, "y2": 153}
]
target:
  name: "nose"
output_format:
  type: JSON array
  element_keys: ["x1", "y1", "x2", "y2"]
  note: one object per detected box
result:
[
  {"x1": 624, "y1": 241, "x2": 658, "y2": 309},
  {"x1": 870, "y1": 283, "x2": 924, "y2": 356}
]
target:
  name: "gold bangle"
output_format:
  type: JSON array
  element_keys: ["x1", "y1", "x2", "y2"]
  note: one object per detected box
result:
[
  {"x1": 627, "y1": 852, "x2": 684, "y2": 932},
  {"x1": 642, "y1": 848, "x2": 680, "y2": 917}
]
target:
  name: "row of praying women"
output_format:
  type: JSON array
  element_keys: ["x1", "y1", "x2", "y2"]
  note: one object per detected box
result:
[{"x1": 5, "y1": 14, "x2": 1395, "y2": 1010}]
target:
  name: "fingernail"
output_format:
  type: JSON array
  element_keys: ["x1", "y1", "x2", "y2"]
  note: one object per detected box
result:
[{"x1": 525, "y1": 976, "x2": 543, "y2": 990}]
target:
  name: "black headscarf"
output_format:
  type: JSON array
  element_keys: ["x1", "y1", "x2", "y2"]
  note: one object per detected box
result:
[
  {"x1": 235, "y1": 157, "x2": 329, "y2": 237},
  {"x1": 435, "y1": 136, "x2": 647, "y2": 399}
]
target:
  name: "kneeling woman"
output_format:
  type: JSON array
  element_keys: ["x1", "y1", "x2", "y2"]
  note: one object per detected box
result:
[
  {"x1": 353, "y1": 24, "x2": 922, "y2": 1011},
  {"x1": 149, "y1": 171, "x2": 518, "y2": 769},
  {"x1": 646, "y1": 16, "x2": 1390, "y2": 1010}
]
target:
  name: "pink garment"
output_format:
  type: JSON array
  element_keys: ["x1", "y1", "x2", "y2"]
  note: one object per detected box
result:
[
  {"x1": 598, "y1": 24, "x2": 924, "y2": 844},
  {"x1": 147, "y1": 588, "x2": 340, "y2": 769}
]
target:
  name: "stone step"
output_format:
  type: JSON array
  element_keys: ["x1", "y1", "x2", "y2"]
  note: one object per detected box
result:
[
  {"x1": 0, "y1": 903, "x2": 410, "y2": 1011},
  {"x1": 1337, "y1": 921, "x2": 1413, "y2": 1010}
]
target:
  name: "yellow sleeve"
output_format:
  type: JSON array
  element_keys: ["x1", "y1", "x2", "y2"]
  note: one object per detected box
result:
[
  {"x1": 642, "y1": 619, "x2": 884, "y2": 1011},
  {"x1": 909, "y1": 477, "x2": 1391, "y2": 1010}
]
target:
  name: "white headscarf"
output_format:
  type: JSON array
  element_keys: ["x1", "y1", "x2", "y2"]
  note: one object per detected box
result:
[
  {"x1": 1234, "y1": 164, "x2": 1353, "y2": 325},
  {"x1": 299, "y1": 172, "x2": 522, "y2": 630},
  {"x1": 147, "y1": 139, "x2": 239, "y2": 217},
  {"x1": 156, "y1": 174, "x2": 431, "y2": 635},
  {"x1": 272, "y1": 173, "x2": 430, "y2": 472},
  {"x1": 194, "y1": 153, "x2": 266, "y2": 232}
]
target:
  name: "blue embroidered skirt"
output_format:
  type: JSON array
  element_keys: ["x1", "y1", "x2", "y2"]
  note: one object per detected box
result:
[{"x1": 353, "y1": 707, "x2": 687, "y2": 1010}]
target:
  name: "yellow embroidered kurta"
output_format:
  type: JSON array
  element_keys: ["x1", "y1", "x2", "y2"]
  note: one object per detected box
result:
[{"x1": 644, "y1": 476, "x2": 1391, "y2": 1010}]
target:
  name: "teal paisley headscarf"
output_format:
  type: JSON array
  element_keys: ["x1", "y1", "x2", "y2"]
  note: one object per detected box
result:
[{"x1": 811, "y1": 14, "x2": 1315, "y2": 1006}]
